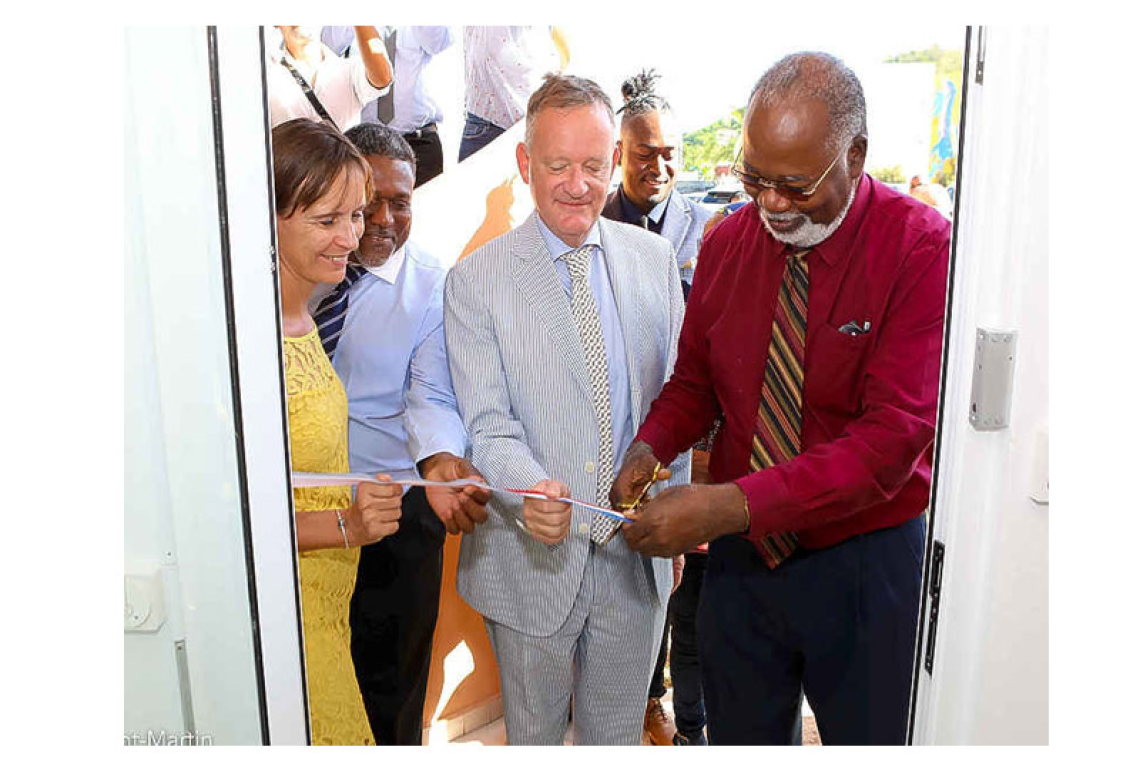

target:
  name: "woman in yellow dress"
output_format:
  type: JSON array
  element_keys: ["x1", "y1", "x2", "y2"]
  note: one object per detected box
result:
[{"x1": 272, "y1": 118, "x2": 404, "y2": 745}]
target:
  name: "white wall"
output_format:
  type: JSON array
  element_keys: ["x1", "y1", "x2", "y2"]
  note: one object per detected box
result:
[{"x1": 910, "y1": 26, "x2": 1049, "y2": 745}]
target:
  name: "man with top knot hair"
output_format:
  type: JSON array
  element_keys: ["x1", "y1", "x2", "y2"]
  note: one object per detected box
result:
[
  {"x1": 602, "y1": 68, "x2": 713, "y2": 746},
  {"x1": 603, "y1": 69, "x2": 713, "y2": 299}
]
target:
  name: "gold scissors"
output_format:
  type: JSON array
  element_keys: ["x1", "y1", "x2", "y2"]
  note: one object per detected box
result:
[{"x1": 616, "y1": 461, "x2": 662, "y2": 512}]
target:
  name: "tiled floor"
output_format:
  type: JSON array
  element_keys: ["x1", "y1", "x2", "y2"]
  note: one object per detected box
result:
[{"x1": 451, "y1": 690, "x2": 821, "y2": 746}]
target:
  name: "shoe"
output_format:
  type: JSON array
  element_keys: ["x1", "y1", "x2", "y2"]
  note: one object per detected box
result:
[
  {"x1": 672, "y1": 729, "x2": 708, "y2": 746},
  {"x1": 644, "y1": 697, "x2": 677, "y2": 746}
]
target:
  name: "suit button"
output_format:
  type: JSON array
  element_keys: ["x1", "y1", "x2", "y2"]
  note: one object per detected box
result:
[
  {"x1": 585, "y1": 461, "x2": 596, "y2": 473},
  {"x1": 578, "y1": 523, "x2": 590, "y2": 536}
]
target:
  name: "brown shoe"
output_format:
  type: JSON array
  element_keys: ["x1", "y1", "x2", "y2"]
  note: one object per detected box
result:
[{"x1": 644, "y1": 697, "x2": 677, "y2": 746}]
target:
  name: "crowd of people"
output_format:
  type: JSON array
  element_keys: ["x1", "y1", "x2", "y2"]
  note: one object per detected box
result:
[{"x1": 269, "y1": 26, "x2": 951, "y2": 746}]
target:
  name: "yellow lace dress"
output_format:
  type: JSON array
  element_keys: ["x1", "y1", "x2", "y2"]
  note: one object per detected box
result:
[{"x1": 284, "y1": 327, "x2": 373, "y2": 746}]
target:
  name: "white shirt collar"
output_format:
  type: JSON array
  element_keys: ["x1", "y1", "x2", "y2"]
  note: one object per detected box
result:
[{"x1": 363, "y1": 244, "x2": 406, "y2": 284}]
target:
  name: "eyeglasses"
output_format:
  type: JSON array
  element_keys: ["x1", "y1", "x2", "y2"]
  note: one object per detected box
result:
[{"x1": 731, "y1": 148, "x2": 844, "y2": 200}]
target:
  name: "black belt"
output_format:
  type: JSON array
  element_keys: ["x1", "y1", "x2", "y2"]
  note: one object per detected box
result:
[{"x1": 403, "y1": 123, "x2": 438, "y2": 139}]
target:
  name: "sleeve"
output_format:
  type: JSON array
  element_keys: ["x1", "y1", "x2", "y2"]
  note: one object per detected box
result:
[
  {"x1": 654, "y1": 245, "x2": 693, "y2": 491},
  {"x1": 739, "y1": 228, "x2": 950, "y2": 538},
  {"x1": 443, "y1": 264, "x2": 548, "y2": 497},
  {"x1": 634, "y1": 221, "x2": 731, "y2": 465},
  {"x1": 348, "y1": 45, "x2": 390, "y2": 106},
  {"x1": 320, "y1": 26, "x2": 354, "y2": 56},
  {"x1": 408, "y1": 25, "x2": 454, "y2": 55},
  {"x1": 404, "y1": 277, "x2": 468, "y2": 465}
]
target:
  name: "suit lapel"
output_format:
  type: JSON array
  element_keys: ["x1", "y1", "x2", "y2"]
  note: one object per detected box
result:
[
  {"x1": 660, "y1": 191, "x2": 691, "y2": 253},
  {"x1": 510, "y1": 214, "x2": 592, "y2": 396},
  {"x1": 598, "y1": 219, "x2": 645, "y2": 422}
]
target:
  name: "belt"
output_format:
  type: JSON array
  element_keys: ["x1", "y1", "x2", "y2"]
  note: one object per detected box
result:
[{"x1": 403, "y1": 123, "x2": 438, "y2": 139}]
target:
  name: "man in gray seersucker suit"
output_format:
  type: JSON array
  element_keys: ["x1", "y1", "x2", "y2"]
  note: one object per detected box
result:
[{"x1": 444, "y1": 73, "x2": 690, "y2": 746}]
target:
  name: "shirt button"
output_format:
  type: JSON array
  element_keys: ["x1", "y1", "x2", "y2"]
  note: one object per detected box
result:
[
  {"x1": 585, "y1": 461, "x2": 596, "y2": 473},
  {"x1": 578, "y1": 523, "x2": 590, "y2": 535}
]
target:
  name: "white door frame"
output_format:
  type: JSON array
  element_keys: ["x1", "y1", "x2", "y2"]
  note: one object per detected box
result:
[{"x1": 907, "y1": 25, "x2": 1049, "y2": 745}]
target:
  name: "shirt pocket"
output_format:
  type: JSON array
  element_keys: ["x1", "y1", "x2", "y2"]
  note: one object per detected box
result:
[{"x1": 806, "y1": 325, "x2": 872, "y2": 417}]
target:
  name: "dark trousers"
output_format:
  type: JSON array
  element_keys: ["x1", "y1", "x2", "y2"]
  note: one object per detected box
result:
[
  {"x1": 698, "y1": 515, "x2": 926, "y2": 745},
  {"x1": 458, "y1": 112, "x2": 506, "y2": 163},
  {"x1": 349, "y1": 486, "x2": 445, "y2": 745},
  {"x1": 648, "y1": 552, "x2": 708, "y2": 737},
  {"x1": 404, "y1": 128, "x2": 443, "y2": 188}
]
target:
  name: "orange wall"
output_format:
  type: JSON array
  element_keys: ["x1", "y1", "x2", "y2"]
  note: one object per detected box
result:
[{"x1": 422, "y1": 533, "x2": 500, "y2": 723}]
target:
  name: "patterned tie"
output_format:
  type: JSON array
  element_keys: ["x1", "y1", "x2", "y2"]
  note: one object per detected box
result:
[
  {"x1": 749, "y1": 250, "x2": 810, "y2": 569},
  {"x1": 561, "y1": 246, "x2": 620, "y2": 544},
  {"x1": 312, "y1": 264, "x2": 366, "y2": 359}
]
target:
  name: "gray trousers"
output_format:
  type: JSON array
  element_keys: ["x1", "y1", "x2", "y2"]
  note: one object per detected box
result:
[{"x1": 484, "y1": 542, "x2": 666, "y2": 745}]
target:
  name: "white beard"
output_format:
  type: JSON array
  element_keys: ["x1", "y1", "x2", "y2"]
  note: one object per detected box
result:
[{"x1": 759, "y1": 180, "x2": 858, "y2": 249}]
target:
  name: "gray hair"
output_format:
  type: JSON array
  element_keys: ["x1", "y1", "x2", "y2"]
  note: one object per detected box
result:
[
  {"x1": 525, "y1": 73, "x2": 615, "y2": 147},
  {"x1": 749, "y1": 52, "x2": 867, "y2": 151}
]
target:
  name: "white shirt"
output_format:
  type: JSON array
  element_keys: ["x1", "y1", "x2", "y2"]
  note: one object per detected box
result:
[
  {"x1": 322, "y1": 26, "x2": 454, "y2": 134},
  {"x1": 463, "y1": 26, "x2": 561, "y2": 130},
  {"x1": 266, "y1": 39, "x2": 389, "y2": 131}
]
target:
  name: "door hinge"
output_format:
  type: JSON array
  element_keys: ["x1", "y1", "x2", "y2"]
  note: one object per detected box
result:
[
  {"x1": 923, "y1": 540, "x2": 946, "y2": 675},
  {"x1": 974, "y1": 27, "x2": 987, "y2": 85}
]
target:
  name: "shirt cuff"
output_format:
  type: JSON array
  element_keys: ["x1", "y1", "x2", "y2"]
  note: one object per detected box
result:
[{"x1": 733, "y1": 467, "x2": 793, "y2": 542}]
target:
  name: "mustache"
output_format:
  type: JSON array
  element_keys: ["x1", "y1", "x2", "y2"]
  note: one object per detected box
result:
[{"x1": 760, "y1": 208, "x2": 805, "y2": 222}]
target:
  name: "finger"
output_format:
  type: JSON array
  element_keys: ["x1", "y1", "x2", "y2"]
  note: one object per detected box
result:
[
  {"x1": 622, "y1": 517, "x2": 648, "y2": 549},
  {"x1": 371, "y1": 499, "x2": 402, "y2": 516},
  {"x1": 431, "y1": 503, "x2": 459, "y2": 534},
  {"x1": 364, "y1": 509, "x2": 402, "y2": 531},
  {"x1": 656, "y1": 467, "x2": 672, "y2": 482},
  {"x1": 360, "y1": 480, "x2": 402, "y2": 500},
  {"x1": 453, "y1": 506, "x2": 475, "y2": 534},
  {"x1": 530, "y1": 523, "x2": 566, "y2": 545},
  {"x1": 529, "y1": 510, "x2": 570, "y2": 531},
  {"x1": 366, "y1": 508, "x2": 402, "y2": 528},
  {"x1": 461, "y1": 499, "x2": 489, "y2": 524},
  {"x1": 536, "y1": 501, "x2": 572, "y2": 518},
  {"x1": 535, "y1": 479, "x2": 570, "y2": 500},
  {"x1": 462, "y1": 485, "x2": 491, "y2": 506}
]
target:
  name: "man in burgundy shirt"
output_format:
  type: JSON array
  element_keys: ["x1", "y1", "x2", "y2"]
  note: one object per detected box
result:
[{"x1": 612, "y1": 52, "x2": 950, "y2": 745}]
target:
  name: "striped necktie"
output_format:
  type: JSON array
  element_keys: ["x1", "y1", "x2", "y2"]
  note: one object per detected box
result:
[
  {"x1": 749, "y1": 250, "x2": 810, "y2": 569},
  {"x1": 560, "y1": 246, "x2": 620, "y2": 544},
  {"x1": 313, "y1": 264, "x2": 366, "y2": 359}
]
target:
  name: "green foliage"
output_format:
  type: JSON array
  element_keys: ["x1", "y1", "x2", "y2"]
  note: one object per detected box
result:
[
  {"x1": 683, "y1": 108, "x2": 745, "y2": 179},
  {"x1": 869, "y1": 165, "x2": 906, "y2": 184}
]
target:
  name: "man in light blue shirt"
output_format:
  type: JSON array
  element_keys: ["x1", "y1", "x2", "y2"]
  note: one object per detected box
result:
[
  {"x1": 312, "y1": 122, "x2": 488, "y2": 745},
  {"x1": 322, "y1": 26, "x2": 453, "y2": 187}
]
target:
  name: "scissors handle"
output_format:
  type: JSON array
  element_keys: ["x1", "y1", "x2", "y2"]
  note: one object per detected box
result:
[{"x1": 616, "y1": 461, "x2": 662, "y2": 511}]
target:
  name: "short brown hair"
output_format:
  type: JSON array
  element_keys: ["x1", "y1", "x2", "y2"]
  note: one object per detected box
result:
[
  {"x1": 271, "y1": 118, "x2": 373, "y2": 218},
  {"x1": 525, "y1": 73, "x2": 615, "y2": 147}
]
